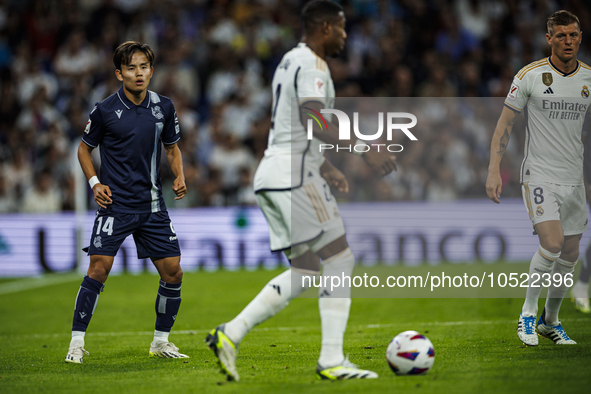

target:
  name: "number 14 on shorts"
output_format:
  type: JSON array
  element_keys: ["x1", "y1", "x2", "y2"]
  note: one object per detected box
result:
[{"x1": 96, "y1": 216, "x2": 114, "y2": 236}]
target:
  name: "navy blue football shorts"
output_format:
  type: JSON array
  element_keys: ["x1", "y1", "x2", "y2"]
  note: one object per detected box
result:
[{"x1": 87, "y1": 211, "x2": 180, "y2": 259}]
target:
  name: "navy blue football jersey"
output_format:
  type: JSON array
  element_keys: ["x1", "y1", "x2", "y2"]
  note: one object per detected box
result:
[{"x1": 82, "y1": 87, "x2": 181, "y2": 213}]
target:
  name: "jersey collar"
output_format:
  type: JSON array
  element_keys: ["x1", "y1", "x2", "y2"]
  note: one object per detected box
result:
[
  {"x1": 116, "y1": 87, "x2": 151, "y2": 109},
  {"x1": 298, "y1": 42, "x2": 325, "y2": 61},
  {"x1": 547, "y1": 57, "x2": 580, "y2": 77}
]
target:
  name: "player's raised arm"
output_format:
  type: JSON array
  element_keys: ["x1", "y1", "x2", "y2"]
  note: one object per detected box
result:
[
  {"x1": 301, "y1": 101, "x2": 397, "y2": 176},
  {"x1": 164, "y1": 143, "x2": 186, "y2": 200},
  {"x1": 77, "y1": 140, "x2": 112, "y2": 208},
  {"x1": 486, "y1": 106, "x2": 519, "y2": 204}
]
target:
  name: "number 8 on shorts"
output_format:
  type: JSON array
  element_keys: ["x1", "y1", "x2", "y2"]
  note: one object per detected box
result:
[{"x1": 522, "y1": 181, "x2": 587, "y2": 235}]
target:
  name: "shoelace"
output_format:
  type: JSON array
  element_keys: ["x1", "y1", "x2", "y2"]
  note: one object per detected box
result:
[
  {"x1": 159, "y1": 342, "x2": 176, "y2": 350},
  {"x1": 554, "y1": 325, "x2": 571, "y2": 341},
  {"x1": 522, "y1": 316, "x2": 536, "y2": 334}
]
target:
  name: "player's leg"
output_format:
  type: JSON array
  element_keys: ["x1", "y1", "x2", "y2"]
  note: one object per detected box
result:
[
  {"x1": 220, "y1": 249, "x2": 319, "y2": 344},
  {"x1": 294, "y1": 173, "x2": 376, "y2": 378},
  {"x1": 571, "y1": 238, "x2": 591, "y2": 313},
  {"x1": 149, "y1": 255, "x2": 188, "y2": 358},
  {"x1": 523, "y1": 220, "x2": 564, "y2": 315},
  {"x1": 313, "y1": 234, "x2": 377, "y2": 379},
  {"x1": 206, "y1": 190, "x2": 319, "y2": 380},
  {"x1": 516, "y1": 220, "x2": 562, "y2": 346},
  {"x1": 518, "y1": 183, "x2": 562, "y2": 346},
  {"x1": 66, "y1": 254, "x2": 114, "y2": 364},
  {"x1": 66, "y1": 212, "x2": 133, "y2": 363},
  {"x1": 218, "y1": 190, "x2": 315, "y2": 345},
  {"x1": 545, "y1": 234, "x2": 581, "y2": 323},
  {"x1": 537, "y1": 184, "x2": 586, "y2": 344},
  {"x1": 536, "y1": 234, "x2": 580, "y2": 344},
  {"x1": 314, "y1": 235, "x2": 351, "y2": 368},
  {"x1": 133, "y1": 211, "x2": 188, "y2": 358},
  {"x1": 207, "y1": 246, "x2": 318, "y2": 381},
  {"x1": 223, "y1": 247, "x2": 319, "y2": 345}
]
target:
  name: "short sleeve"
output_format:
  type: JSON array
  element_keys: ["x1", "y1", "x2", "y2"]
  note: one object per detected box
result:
[
  {"x1": 297, "y1": 66, "x2": 329, "y2": 105},
  {"x1": 162, "y1": 102, "x2": 181, "y2": 145},
  {"x1": 81, "y1": 104, "x2": 105, "y2": 148},
  {"x1": 504, "y1": 75, "x2": 530, "y2": 113}
]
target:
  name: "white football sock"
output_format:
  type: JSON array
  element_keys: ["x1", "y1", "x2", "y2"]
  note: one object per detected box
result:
[
  {"x1": 522, "y1": 246, "x2": 559, "y2": 316},
  {"x1": 224, "y1": 268, "x2": 316, "y2": 344},
  {"x1": 318, "y1": 248, "x2": 355, "y2": 368},
  {"x1": 153, "y1": 330, "x2": 170, "y2": 344},
  {"x1": 70, "y1": 331, "x2": 85, "y2": 348},
  {"x1": 545, "y1": 258, "x2": 577, "y2": 326}
]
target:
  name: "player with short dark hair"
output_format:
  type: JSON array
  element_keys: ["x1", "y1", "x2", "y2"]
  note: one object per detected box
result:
[
  {"x1": 65, "y1": 41, "x2": 188, "y2": 363},
  {"x1": 113, "y1": 41, "x2": 155, "y2": 71},
  {"x1": 546, "y1": 9, "x2": 580, "y2": 36},
  {"x1": 205, "y1": 0, "x2": 396, "y2": 381},
  {"x1": 301, "y1": 0, "x2": 344, "y2": 32},
  {"x1": 486, "y1": 10, "x2": 591, "y2": 345}
]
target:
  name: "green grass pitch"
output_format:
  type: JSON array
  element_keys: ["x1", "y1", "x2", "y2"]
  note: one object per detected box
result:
[{"x1": 0, "y1": 266, "x2": 590, "y2": 393}]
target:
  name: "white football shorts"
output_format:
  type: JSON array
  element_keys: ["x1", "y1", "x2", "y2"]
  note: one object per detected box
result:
[
  {"x1": 521, "y1": 181, "x2": 587, "y2": 236},
  {"x1": 256, "y1": 173, "x2": 345, "y2": 258}
]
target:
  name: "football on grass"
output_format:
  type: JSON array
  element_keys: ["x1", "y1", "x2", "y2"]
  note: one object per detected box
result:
[{"x1": 386, "y1": 330, "x2": 435, "y2": 375}]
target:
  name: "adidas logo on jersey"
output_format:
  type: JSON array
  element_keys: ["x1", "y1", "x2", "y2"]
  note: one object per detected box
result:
[{"x1": 543, "y1": 87, "x2": 554, "y2": 94}]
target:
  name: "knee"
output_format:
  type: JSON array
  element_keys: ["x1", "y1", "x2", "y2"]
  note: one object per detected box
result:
[
  {"x1": 172, "y1": 267, "x2": 183, "y2": 283},
  {"x1": 87, "y1": 259, "x2": 112, "y2": 283},
  {"x1": 560, "y1": 248, "x2": 580, "y2": 264},
  {"x1": 540, "y1": 240, "x2": 563, "y2": 255},
  {"x1": 163, "y1": 264, "x2": 183, "y2": 284}
]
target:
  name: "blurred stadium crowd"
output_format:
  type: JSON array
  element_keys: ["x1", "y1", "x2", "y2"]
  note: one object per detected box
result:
[{"x1": 0, "y1": 0, "x2": 590, "y2": 212}]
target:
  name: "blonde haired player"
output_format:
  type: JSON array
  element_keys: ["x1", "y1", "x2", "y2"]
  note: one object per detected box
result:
[
  {"x1": 486, "y1": 10, "x2": 591, "y2": 346},
  {"x1": 205, "y1": 0, "x2": 396, "y2": 381}
]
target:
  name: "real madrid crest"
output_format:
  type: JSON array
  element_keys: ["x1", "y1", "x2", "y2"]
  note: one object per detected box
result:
[
  {"x1": 151, "y1": 105, "x2": 164, "y2": 120},
  {"x1": 582, "y1": 85, "x2": 589, "y2": 98},
  {"x1": 542, "y1": 73, "x2": 553, "y2": 86},
  {"x1": 536, "y1": 206, "x2": 544, "y2": 217}
]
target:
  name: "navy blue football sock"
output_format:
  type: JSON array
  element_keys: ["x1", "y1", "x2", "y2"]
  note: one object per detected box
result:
[
  {"x1": 155, "y1": 280, "x2": 181, "y2": 332},
  {"x1": 72, "y1": 276, "x2": 104, "y2": 332}
]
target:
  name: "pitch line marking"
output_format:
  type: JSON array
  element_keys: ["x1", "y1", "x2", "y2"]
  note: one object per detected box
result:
[
  {"x1": 2, "y1": 318, "x2": 589, "y2": 340},
  {"x1": 0, "y1": 274, "x2": 80, "y2": 295}
]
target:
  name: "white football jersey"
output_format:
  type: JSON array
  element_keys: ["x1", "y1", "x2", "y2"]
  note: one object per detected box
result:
[
  {"x1": 505, "y1": 57, "x2": 591, "y2": 185},
  {"x1": 254, "y1": 43, "x2": 335, "y2": 192}
]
